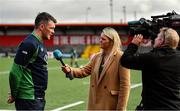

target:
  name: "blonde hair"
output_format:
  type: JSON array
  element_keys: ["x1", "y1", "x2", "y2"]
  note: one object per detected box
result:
[
  {"x1": 161, "y1": 28, "x2": 179, "y2": 49},
  {"x1": 102, "y1": 27, "x2": 121, "y2": 53}
]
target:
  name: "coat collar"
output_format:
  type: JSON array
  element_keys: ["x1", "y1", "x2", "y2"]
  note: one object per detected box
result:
[{"x1": 96, "y1": 51, "x2": 117, "y2": 85}]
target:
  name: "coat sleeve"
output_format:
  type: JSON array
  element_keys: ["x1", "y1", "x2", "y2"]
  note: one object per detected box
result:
[
  {"x1": 120, "y1": 43, "x2": 142, "y2": 69},
  {"x1": 70, "y1": 54, "x2": 97, "y2": 78},
  {"x1": 117, "y1": 63, "x2": 131, "y2": 111},
  {"x1": 121, "y1": 43, "x2": 155, "y2": 70}
]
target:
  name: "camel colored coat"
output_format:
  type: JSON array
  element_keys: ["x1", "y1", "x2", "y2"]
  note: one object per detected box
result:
[{"x1": 71, "y1": 50, "x2": 130, "y2": 110}]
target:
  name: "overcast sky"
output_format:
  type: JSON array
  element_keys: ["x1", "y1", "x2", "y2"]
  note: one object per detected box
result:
[{"x1": 0, "y1": 0, "x2": 180, "y2": 24}]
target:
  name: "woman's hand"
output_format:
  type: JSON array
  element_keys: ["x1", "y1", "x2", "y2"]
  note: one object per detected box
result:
[{"x1": 61, "y1": 64, "x2": 71, "y2": 74}]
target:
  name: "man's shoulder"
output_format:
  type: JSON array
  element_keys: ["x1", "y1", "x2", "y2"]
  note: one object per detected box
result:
[
  {"x1": 23, "y1": 34, "x2": 39, "y2": 46},
  {"x1": 17, "y1": 35, "x2": 40, "y2": 52},
  {"x1": 24, "y1": 34, "x2": 36, "y2": 41}
]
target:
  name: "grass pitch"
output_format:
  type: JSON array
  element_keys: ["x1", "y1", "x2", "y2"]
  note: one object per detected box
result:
[{"x1": 0, "y1": 57, "x2": 142, "y2": 110}]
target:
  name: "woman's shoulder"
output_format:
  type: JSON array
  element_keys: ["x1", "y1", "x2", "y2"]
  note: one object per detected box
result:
[
  {"x1": 90, "y1": 52, "x2": 102, "y2": 60},
  {"x1": 114, "y1": 50, "x2": 123, "y2": 57}
]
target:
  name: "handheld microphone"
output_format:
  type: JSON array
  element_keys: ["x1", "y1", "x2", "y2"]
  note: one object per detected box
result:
[{"x1": 53, "y1": 49, "x2": 73, "y2": 80}]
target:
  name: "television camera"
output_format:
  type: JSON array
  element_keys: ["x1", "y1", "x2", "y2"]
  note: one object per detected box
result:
[{"x1": 128, "y1": 11, "x2": 180, "y2": 40}]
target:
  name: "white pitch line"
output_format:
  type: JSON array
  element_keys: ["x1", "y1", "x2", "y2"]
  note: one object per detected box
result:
[
  {"x1": 131, "y1": 83, "x2": 142, "y2": 89},
  {"x1": 48, "y1": 67, "x2": 60, "y2": 70},
  {"x1": 52, "y1": 83, "x2": 142, "y2": 111},
  {"x1": 51, "y1": 101, "x2": 84, "y2": 111},
  {"x1": 0, "y1": 71, "x2": 9, "y2": 75}
]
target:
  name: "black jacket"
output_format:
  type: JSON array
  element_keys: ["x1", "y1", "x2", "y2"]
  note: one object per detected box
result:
[{"x1": 121, "y1": 43, "x2": 180, "y2": 110}]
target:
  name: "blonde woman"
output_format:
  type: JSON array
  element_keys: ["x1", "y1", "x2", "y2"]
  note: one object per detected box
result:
[{"x1": 62, "y1": 27, "x2": 130, "y2": 110}]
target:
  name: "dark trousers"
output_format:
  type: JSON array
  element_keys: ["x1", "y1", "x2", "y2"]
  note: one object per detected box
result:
[{"x1": 15, "y1": 98, "x2": 45, "y2": 111}]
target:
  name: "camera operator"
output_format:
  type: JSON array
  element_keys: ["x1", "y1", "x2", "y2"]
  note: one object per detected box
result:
[{"x1": 121, "y1": 27, "x2": 180, "y2": 110}]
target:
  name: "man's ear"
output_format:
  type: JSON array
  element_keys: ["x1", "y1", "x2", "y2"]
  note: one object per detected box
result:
[
  {"x1": 39, "y1": 24, "x2": 45, "y2": 31},
  {"x1": 159, "y1": 38, "x2": 164, "y2": 45}
]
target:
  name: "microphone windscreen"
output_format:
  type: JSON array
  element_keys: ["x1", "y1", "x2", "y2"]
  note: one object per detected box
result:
[{"x1": 53, "y1": 49, "x2": 63, "y2": 59}]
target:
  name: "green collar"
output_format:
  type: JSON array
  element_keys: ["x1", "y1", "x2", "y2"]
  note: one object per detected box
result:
[{"x1": 32, "y1": 31, "x2": 42, "y2": 42}]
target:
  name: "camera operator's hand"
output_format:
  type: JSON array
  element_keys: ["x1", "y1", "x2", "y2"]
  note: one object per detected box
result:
[{"x1": 132, "y1": 34, "x2": 143, "y2": 46}]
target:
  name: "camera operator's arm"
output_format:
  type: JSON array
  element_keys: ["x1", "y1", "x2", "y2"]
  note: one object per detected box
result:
[{"x1": 120, "y1": 34, "x2": 144, "y2": 69}]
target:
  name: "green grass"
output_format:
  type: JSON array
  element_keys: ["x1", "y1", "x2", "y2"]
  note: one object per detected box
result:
[{"x1": 0, "y1": 57, "x2": 142, "y2": 110}]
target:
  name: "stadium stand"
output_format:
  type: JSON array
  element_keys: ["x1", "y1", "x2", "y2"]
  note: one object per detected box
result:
[{"x1": 0, "y1": 23, "x2": 135, "y2": 58}]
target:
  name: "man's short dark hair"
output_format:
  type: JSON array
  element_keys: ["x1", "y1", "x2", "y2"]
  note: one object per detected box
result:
[{"x1": 35, "y1": 12, "x2": 57, "y2": 28}]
